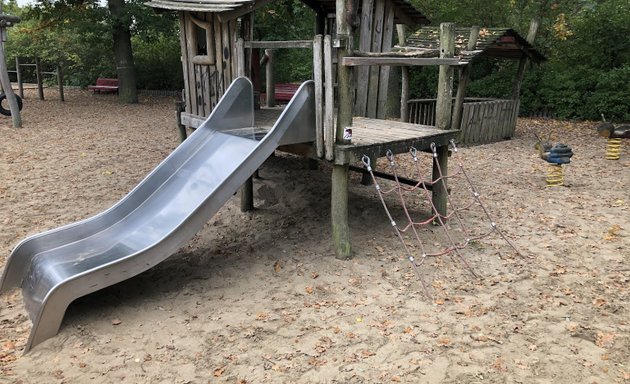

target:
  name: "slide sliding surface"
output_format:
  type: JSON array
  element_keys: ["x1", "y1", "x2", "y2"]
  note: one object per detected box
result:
[{"x1": 0, "y1": 78, "x2": 315, "y2": 352}]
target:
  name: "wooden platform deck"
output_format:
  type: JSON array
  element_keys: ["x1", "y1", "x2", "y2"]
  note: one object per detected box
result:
[
  {"x1": 192, "y1": 108, "x2": 459, "y2": 165},
  {"x1": 334, "y1": 117, "x2": 458, "y2": 165}
]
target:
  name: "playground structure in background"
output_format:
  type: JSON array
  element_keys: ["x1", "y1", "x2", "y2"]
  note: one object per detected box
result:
[
  {"x1": 8, "y1": 57, "x2": 65, "y2": 101},
  {"x1": 597, "y1": 119, "x2": 630, "y2": 161}
]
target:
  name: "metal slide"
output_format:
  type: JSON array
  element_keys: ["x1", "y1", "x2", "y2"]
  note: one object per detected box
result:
[{"x1": 0, "y1": 78, "x2": 316, "y2": 353}]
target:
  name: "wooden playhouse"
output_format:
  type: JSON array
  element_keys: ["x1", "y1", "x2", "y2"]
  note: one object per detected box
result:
[{"x1": 145, "y1": 0, "x2": 536, "y2": 258}]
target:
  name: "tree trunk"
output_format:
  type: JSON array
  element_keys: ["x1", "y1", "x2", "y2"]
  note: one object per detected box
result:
[{"x1": 108, "y1": 0, "x2": 138, "y2": 104}]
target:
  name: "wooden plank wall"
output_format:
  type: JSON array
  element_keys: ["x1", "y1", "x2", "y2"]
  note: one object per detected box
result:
[
  {"x1": 354, "y1": 0, "x2": 395, "y2": 119},
  {"x1": 180, "y1": 11, "x2": 237, "y2": 121},
  {"x1": 406, "y1": 98, "x2": 520, "y2": 145},
  {"x1": 459, "y1": 99, "x2": 519, "y2": 144}
]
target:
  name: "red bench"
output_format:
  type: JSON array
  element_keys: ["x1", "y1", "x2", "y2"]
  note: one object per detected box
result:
[
  {"x1": 261, "y1": 83, "x2": 300, "y2": 103},
  {"x1": 88, "y1": 78, "x2": 119, "y2": 94}
]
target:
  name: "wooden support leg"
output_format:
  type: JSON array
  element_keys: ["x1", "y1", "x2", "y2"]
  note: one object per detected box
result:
[
  {"x1": 240, "y1": 176, "x2": 254, "y2": 212},
  {"x1": 331, "y1": 164, "x2": 352, "y2": 259},
  {"x1": 432, "y1": 145, "x2": 448, "y2": 218}
]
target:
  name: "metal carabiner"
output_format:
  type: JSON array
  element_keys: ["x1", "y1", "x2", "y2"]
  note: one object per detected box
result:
[
  {"x1": 449, "y1": 139, "x2": 458, "y2": 152},
  {"x1": 430, "y1": 142, "x2": 437, "y2": 157}
]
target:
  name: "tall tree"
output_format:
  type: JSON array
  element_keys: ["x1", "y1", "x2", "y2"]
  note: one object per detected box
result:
[{"x1": 108, "y1": 0, "x2": 137, "y2": 103}]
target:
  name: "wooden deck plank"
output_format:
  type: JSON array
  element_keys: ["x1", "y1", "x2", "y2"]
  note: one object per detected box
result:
[{"x1": 334, "y1": 117, "x2": 459, "y2": 165}]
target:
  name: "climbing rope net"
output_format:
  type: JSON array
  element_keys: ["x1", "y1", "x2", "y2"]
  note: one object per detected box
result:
[{"x1": 362, "y1": 139, "x2": 525, "y2": 297}]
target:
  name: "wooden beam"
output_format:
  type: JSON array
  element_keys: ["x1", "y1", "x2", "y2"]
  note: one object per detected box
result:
[
  {"x1": 218, "y1": 0, "x2": 275, "y2": 22},
  {"x1": 366, "y1": 0, "x2": 384, "y2": 118},
  {"x1": 240, "y1": 177, "x2": 254, "y2": 212},
  {"x1": 452, "y1": 25, "x2": 479, "y2": 131},
  {"x1": 323, "y1": 35, "x2": 334, "y2": 161},
  {"x1": 342, "y1": 56, "x2": 461, "y2": 66},
  {"x1": 57, "y1": 64, "x2": 65, "y2": 102},
  {"x1": 189, "y1": 13, "x2": 212, "y2": 29},
  {"x1": 433, "y1": 22, "x2": 455, "y2": 217},
  {"x1": 265, "y1": 49, "x2": 275, "y2": 107},
  {"x1": 244, "y1": 40, "x2": 313, "y2": 49},
  {"x1": 180, "y1": 112, "x2": 205, "y2": 128},
  {"x1": 313, "y1": 35, "x2": 325, "y2": 158},
  {"x1": 35, "y1": 57, "x2": 44, "y2": 101},
  {"x1": 354, "y1": 0, "x2": 374, "y2": 117},
  {"x1": 236, "y1": 38, "x2": 245, "y2": 77},
  {"x1": 512, "y1": 18, "x2": 539, "y2": 100},
  {"x1": 376, "y1": 1, "x2": 394, "y2": 119},
  {"x1": 332, "y1": 0, "x2": 353, "y2": 260},
  {"x1": 397, "y1": 25, "x2": 409, "y2": 122}
]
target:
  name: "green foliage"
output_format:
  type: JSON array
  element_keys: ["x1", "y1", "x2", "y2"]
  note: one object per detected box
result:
[
  {"x1": 5, "y1": 2, "x2": 114, "y2": 86},
  {"x1": 254, "y1": 0, "x2": 314, "y2": 84},
  {"x1": 133, "y1": 33, "x2": 183, "y2": 90},
  {"x1": 5, "y1": 0, "x2": 182, "y2": 90},
  {"x1": 408, "y1": 0, "x2": 630, "y2": 122}
]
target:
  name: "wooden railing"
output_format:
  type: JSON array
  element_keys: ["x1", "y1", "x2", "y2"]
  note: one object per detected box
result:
[
  {"x1": 459, "y1": 99, "x2": 520, "y2": 144},
  {"x1": 407, "y1": 98, "x2": 519, "y2": 145}
]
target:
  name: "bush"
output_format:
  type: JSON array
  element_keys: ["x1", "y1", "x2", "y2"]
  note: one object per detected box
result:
[{"x1": 133, "y1": 34, "x2": 183, "y2": 90}]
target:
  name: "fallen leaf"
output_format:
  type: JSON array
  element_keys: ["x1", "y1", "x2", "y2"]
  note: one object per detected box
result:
[
  {"x1": 273, "y1": 260, "x2": 282, "y2": 273},
  {"x1": 595, "y1": 332, "x2": 616, "y2": 348},
  {"x1": 213, "y1": 366, "x2": 225, "y2": 377},
  {"x1": 603, "y1": 224, "x2": 622, "y2": 240},
  {"x1": 2, "y1": 341, "x2": 15, "y2": 351},
  {"x1": 437, "y1": 337, "x2": 451, "y2": 346},
  {"x1": 391, "y1": 375, "x2": 402, "y2": 382},
  {"x1": 305, "y1": 286, "x2": 314, "y2": 294},
  {"x1": 311, "y1": 272, "x2": 319, "y2": 279},
  {"x1": 514, "y1": 359, "x2": 529, "y2": 370},
  {"x1": 592, "y1": 298, "x2": 607, "y2": 307},
  {"x1": 361, "y1": 349, "x2": 376, "y2": 358}
]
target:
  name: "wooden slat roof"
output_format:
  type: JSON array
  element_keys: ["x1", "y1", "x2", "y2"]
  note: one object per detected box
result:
[
  {"x1": 145, "y1": 0, "x2": 250, "y2": 12},
  {"x1": 406, "y1": 27, "x2": 546, "y2": 63},
  {"x1": 146, "y1": 0, "x2": 429, "y2": 25}
]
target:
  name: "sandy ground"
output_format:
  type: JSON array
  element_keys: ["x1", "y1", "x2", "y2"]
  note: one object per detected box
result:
[{"x1": 0, "y1": 88, "x2": 628, "y2": 383}]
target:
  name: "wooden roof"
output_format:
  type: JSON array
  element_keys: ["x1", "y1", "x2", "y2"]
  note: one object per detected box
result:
[
  {"x1": 405, "y1": 27, "x2": 545, "y2": 64},
  {"x1": 146, "y1": 0, "x2": 429, "y2": 25}
]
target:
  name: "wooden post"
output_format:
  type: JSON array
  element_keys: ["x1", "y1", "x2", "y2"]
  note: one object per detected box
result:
[
  {"x1": 323, "y1": 35, "x2": 334, "y2": 161},
  {"x1": 432, "y1": 23, "x2": 455, "y2": 217},
  {"x1": 265, "y1": 49, "x2": 275, "y2": 107},
  {"x1": 57, "y1": 64, "x2": 65, "y2": 102},
  {"x1": 331, "y1": 0, "x2": 353, "y2": 260},
  {"x1": 175, "y1": 101, "x2": 187, "y2": 142},
  {"x1": 239, "y1": 36, "x2": 253, "y2": 212},
  {"x1": 35, "y1": 57, "x2": 44, "y2": 101},
  {"x1": 236, "y1": 38, "x2": 245, "y2": 77},
  {"x1": 240, "y1": 177, "x2": 254, "y2": 212},
  {"x1": 435, "y1": 23, "x2": 455, "y2": 130},
  {"x1": 396, "y1": 24, "x2": 409, "y2": 122},
  {"x1": 452, "y1": 26, "x2": 479, "y2": 131},
  {"x1": 15, "y1": 57, "x2": 23, "y2": 99},
  {"x1": 313, "y1": 35, "x2": 324, "y2": 158},
  {"x1": 512, "y1": 19, "x2": 539, "y2": 100}
]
